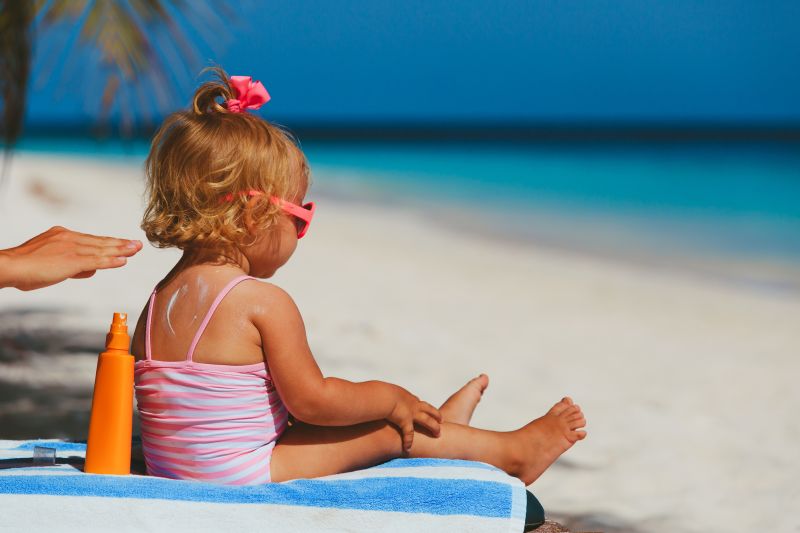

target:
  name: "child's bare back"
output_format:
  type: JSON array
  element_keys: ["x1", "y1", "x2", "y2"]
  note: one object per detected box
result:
[{"x1": 132, "y1": 264, "x2": 275, "y2": 367}]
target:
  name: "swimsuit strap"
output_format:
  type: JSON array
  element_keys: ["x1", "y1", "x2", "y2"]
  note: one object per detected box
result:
[
  {"x1": 185, "y1": 275, "x2": 256, "y2": 362},
  {"x1": 144, "y1": 288, "x2": 158, "y2": 361}
]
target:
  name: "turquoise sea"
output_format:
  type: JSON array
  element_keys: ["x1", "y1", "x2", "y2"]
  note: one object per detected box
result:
[{"x1": 14, "y1": 137, "x2": 800, "y2": 289}]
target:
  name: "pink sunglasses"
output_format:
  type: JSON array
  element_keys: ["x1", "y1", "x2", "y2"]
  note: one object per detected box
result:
[{"x1": 223, "y1": 190, "x2": 316, "y2": 238}]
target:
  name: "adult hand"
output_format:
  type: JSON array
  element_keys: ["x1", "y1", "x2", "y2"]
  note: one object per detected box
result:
[{"x1": 0, "y1": 226, "x2": 143, "y2": 291}]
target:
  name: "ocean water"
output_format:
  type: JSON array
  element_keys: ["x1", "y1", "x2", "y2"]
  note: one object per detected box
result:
[
  {"x1": 13, "y1": 137, "x2": 800, "y2": 287},
  {"x1": 306, "y1": 141, "x2": 800, "y2": 292}
]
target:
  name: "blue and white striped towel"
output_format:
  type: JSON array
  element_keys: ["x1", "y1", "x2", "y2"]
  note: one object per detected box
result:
[{"x1": 0, "y1": 440, "x2": 526, "y2": 532}]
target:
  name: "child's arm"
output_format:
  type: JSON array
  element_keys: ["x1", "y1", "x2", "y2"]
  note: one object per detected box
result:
[{"x1": 252, "y1": 283, "x2": 441, "y2": 450}]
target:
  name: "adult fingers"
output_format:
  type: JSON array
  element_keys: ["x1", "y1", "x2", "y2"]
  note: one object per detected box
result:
[
  {"x1": 72, "y1": 231, "x2": 143, "y2": 252},
  {"x1": 81, "y1": 255, "x2": 128, "y2": 271},
  {"x1": 70, "y1": 270, "x2": 97, "y2": 280},
  {"x1": 95, "y1": 241, "x2": 142, "y2": 258}
]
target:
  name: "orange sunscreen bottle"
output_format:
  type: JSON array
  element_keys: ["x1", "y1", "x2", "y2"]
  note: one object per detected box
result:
[{"x1": 84, "y1": 312, "x2": 134, "y2": 475}]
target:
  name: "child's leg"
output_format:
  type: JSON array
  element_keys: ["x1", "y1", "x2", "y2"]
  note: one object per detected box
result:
[
  {"x1": 270, "y1": 375, "x2": 490, "y2": 481},
  {"x1": 270, "y1": 397, "x2": 586, "y2": 485},
  {"x1": 439, "y1": 374, "x2": 489, "y2": 425}
]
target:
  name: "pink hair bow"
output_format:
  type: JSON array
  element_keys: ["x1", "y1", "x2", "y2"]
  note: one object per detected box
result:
[{"x1": 226, "y1": 75, "x2": 271, "y2": 113}]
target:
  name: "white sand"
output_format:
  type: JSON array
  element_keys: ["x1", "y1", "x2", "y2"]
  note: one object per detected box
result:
[{"x1": 1, "y1": 152, "x2": 799, "y2": 533}]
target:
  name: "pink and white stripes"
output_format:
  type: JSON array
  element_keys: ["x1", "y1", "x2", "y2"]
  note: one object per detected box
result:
[
  {"x1": 134, "y1": 361, "x2": 287, "y2": 484},
  {"x1": 134, "y1": 276, "x2": 288, "y2": 485}
]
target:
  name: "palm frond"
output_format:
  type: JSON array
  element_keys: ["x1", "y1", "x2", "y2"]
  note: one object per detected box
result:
[{"x1": 3, "y1": 0, "x2": 229, "y2": 144}]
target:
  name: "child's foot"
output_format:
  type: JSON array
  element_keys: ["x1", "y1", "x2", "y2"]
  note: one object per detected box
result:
[
  {"x1": 508, "y1": 397, "x2": 587, "y2": 485},
  {"x1": 439, "y1": 374, "x2": 489, "y2": 425}
]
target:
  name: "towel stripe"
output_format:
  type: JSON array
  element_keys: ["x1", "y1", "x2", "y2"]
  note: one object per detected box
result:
[{"x1": 0, "y1": 475, "x2": 516, "y2": 517}]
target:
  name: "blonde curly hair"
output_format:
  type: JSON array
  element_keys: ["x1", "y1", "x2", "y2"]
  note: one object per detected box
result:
[{"x1": 142, "y1": 67, "x2": 310, "y2": 250}]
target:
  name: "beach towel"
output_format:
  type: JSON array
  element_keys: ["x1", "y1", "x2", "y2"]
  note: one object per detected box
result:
[{"x1": 0, "y1": 439, "x2": 528, "y2": 532}]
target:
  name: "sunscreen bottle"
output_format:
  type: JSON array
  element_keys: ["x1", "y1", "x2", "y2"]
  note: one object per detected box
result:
[{"x1": 84, "y1": 313, "x2": 134, "y2": 475}]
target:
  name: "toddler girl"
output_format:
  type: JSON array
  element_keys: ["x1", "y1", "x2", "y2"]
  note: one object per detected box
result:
[{"x1": 132, "y1": 69, "x2": 587, "y2": 485}]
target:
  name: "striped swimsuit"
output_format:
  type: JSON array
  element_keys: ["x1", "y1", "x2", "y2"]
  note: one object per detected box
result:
[{"x1": 134, "y1": 275, "x2": 288, "y2": 485}]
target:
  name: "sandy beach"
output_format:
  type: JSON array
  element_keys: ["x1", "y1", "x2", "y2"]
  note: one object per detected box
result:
[{"x1": 1, "y1": 152, "x2": 799, "y2": 533}]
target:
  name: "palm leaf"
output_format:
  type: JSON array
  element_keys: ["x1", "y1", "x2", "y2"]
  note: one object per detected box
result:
[{"x1": 1, "y1": 0, "x2": 230, "y2": 148}]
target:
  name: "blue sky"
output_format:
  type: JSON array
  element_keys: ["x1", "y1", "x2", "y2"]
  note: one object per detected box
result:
[{"x1": 25, "y1": 0, "x2": 800, "y2": 125}]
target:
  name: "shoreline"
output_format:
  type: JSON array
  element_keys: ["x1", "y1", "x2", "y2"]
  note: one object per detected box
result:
[
  {"x1": 7, "y1": 142, "x2": 800, "y2": 294},
  {"x1": 308, "y1": 175, "x2": 800, "y2": 297},
  {"x1": 324, "y1": 187, "x2": 800, "y2": 295}
]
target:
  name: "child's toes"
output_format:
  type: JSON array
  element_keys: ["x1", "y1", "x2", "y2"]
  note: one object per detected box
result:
[
  {"x1": 567, "y1": 413, "x2": 585, "y2": 424},
  {"x1": 567, "y1": 409, "x2": 583, "y2": 420},
  {"x1": 568, "y1": 415, "x2": 586, "y2": 430},
  {"x1": 549, "y1": 400, "x2": 571, "y2": 416},
  {"x1": 561, "y1": 405, "x2": 581, "y2": 418},
  {"x1": 473, "y1": 374, "x2": 489, "y2": 393}
]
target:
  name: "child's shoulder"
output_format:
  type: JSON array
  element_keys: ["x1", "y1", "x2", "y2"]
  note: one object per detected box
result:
[
  {"x1": 239, "y1": 279, "x2": 305, "y2": 333},
  {"x1": 180, "y1": 266, "x2": 297, "y2": 310},
  {"x1": 238, "y1": 278, "x2": 301, "y2": 315},
  {"x1": 241, "y1": 277, "x2": 293, "y2": 300}
]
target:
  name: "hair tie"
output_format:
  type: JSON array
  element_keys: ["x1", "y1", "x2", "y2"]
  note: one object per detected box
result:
[{"x1": 226, "y1": 76, "x2": 270, "y2": 113}]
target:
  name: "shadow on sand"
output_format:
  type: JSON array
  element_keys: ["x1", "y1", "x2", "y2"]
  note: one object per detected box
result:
[
  {"x1": 0, "y1": 308, "x2": 105, "y2": 440},
  {"x1": 545, "y1": 511, "x2": 649, "y2": 533}
]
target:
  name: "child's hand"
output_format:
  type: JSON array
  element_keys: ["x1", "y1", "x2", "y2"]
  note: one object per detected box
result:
[{"x1": 387, "y1": 387, "x2": 443, "y2": 451}]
